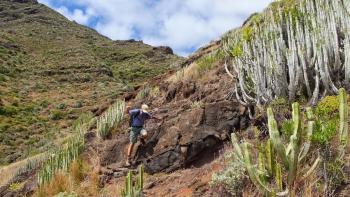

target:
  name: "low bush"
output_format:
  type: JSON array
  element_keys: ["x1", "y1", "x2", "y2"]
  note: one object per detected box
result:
[
  {"x1": 191, "y1": 101, "x2": 203, "y2": 108},
  {"x1": 0, "y1": 105, "x2": 18, "y2": 116},
  {"x1": 49, "y1": 110, "x2": 66, "y2": 120},
  {"x1": 9, "y1": 182, "x2": 24, "y2": 191},
  {"x1": 210, "y1": 153, "x2": 247, "y2": 196},
  {"x1": 312, "y1": 118, "x2": 338, "y2": 145},
  {"x1": 57, "y1": 103, "x2": 66, "y2": 110},
  {"x1": 196, "y1": 55, "x2": 216, "y2": 76}
]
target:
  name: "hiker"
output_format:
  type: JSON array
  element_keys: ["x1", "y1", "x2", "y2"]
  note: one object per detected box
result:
[{"x1": 126, "y1": 104, "x2": 161, "y2": 166}]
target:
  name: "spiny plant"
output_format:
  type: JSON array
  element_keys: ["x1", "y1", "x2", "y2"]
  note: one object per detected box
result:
[
  {"x1": 232, "y1": 102, "x2": 320, "y2": 196},
  {"x1": 136, "y1": 87, "x2": 151, "y2": 99},
  {"x1": 11, "y1": 155, "x2": 46, "y2": 182},
  {"x1": 37, "y1": 123, "x2": 87, "y2": 185},
  {"x1": 96, "y1": 99, "x2": 125, "y2": 139},
  {"x1": 135, "y1": 86, "x2": 159, "y2": 99},
  {"x1": 121, "y1": 165, "x2": 144, "y2": 197},
  {"x1": 232, "y1": 88, "x2": 348, "y2": 196},
  {"x1": 338, "y1": 88, "x2": 348, "y2": 157},
  {"x1": 223, "y1": 0, "x2": 350, "y2": 106}
]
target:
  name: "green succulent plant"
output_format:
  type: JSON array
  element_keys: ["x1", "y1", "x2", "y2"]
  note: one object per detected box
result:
[
  {"x1": 121, "y1": 165, "x2": 144, "y2": 197},
  {"x1": 232, "y1": 88, "x2": 349, "y2": 196}
]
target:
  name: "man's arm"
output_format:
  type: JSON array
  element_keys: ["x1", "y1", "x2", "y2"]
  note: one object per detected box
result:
[{"x1": 151, "y1": 114, "x2": 162, "y2": 121}]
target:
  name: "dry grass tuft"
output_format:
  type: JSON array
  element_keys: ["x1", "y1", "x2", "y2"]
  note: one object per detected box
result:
[
  {"x1": 70, "y1": 159, "x2": 85, "y2": 184},
  {"x1": 35, "y1": 171, "x2": 72, "y2": 197},
  {"x1": 168, "y1": 63, "x2": 200, "y2": 83}
]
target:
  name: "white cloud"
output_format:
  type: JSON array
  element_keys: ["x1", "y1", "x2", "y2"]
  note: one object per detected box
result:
[
  {"x1": 38, "y1": 0, "x2": 273, "y2": 56},
  {"x1": 56, "y1": 7, "x2": 91, "y2": 25}
]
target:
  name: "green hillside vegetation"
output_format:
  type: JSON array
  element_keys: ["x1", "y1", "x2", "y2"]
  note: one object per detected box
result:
[{"x1": 0, "y1": 0, "x2": 182, "y2": 165}]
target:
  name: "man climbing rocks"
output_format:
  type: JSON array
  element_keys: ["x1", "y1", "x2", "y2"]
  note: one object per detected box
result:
[{"x1": 126, "y1": 104, "x2": 160, "y2": 166}]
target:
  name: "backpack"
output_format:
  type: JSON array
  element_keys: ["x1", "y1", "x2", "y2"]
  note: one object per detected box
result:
[{"x1": 129, "y1": 109, "x2": 140, "y2": 127}]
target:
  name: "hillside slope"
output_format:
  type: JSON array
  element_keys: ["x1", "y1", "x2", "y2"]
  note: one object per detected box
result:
[
  {"x1": 0, "y1": 0, "x2": 182, "y2": 165},
  {"x1": 2, "y1": 0, "x2": 350, "y2": 196}
]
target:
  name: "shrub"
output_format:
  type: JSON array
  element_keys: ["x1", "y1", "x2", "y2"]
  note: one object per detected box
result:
[
  {"x1": 312, "y1": 119, "x2": 338, "y2": 145},
  {"x1": 57, "y1": 103, "x2": 66, "y2": 110},
  {"x1": 191, "y1": 101, "x2": 203, "y2": 108},
  {"x1": 40, "y1": 100, "x2": 50, "y2": 108},
  {"x1": 281, "y1": 119, "x2": 294, "y2": 138},
  {"x1": 196, "y1": 55, "x2": 216, "y2": 76},
  {"x1": 9, "y1": 182, "x2": 24, "y2": 191},
  {"x1": 73, "y1": 101, "x2": 83, "y2": 108},
  {"x1": 50, "y1": 110, "x2": 66, "y2": 120},
  {"x1": 210, "y1": 153, "x2": 247, "y2": 196},
  {"x1": 136, "y1": 87, "x2": 151, "y2": 99},
  {"x1": 315, "y1": 96, "x2": 339, "y2": 118},
  {"x1": 150, "y1": 86, "x2": 160, "y2": 97},
  {"x1": 72, "y1": 112, "x2": 94, "y2": 130},
  {"x1": 326, "y1": 158, "x2": 347, "y2": 192},
  {"x1": 0, "y1": 106, "x2": 18, "y2": 116}
]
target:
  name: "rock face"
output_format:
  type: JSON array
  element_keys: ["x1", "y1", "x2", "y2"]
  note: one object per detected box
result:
[
  {"x1": 141, "y1": 100, "x2": 248, "y2": 174},
  {"x1": 100, "y1": 100, "x2": 248, "y2": 175},
  {"x1": 99, "y1": 66, "x2": 248, "y2": 177}
]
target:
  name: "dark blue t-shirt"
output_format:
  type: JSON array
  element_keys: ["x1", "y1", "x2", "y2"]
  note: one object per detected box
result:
[{"x1": 129, "y1": 109, "x2": 151, "y2": 127}]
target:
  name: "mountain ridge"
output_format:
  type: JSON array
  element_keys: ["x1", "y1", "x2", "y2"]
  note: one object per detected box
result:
[{"x1": 0, "y1": 0, "x2": 182, "y2": 165}]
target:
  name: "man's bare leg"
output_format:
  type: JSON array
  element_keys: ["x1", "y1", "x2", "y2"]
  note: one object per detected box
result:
[
  {"x1": 127, "y1": 143, "x2": 134, "y2": 158},
  {"x1": 126, "y1": 143, "x2": 134, "y2": 166}
]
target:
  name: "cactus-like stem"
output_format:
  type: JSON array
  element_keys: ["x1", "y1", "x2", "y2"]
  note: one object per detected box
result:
[
  {"x1": 339, "y1": 88, "x2": 348, "y2": 150},
  {"x1": 287, "y1": 102, "x2": 302, "y2": 187},
  {"x1": 275, "y1": 163, "x2": 283, "y2": 191},
  {"x1": 127, "y1": 171, "x2": 133, "y2": 197},
  {"x1": 258, "y1": 149, "x2": 267, "y2": 181},
  {"x1": 231, "y1": 133, "x2": 244, "y2": 161},
  {"x1": 138, "y1": 165, "x2": 144, "y2": 191},
  {"x1": 265, "y1": 139, "x2": 275, "y2": 176},
  {"x1": 267, "y1": 108, "x2": 289, "y2": 168},
  {"x1": 122, "y1": 166, "x2": 144, "y2": 197},
  {"x1": 242, "y1": 142, "x2": 273, "y2": 195},
  {"x1": 299, "y1": 107, "x2": 314, "y2": 161},
  {"x1": 301, "y1": 155, "x2": 321, "y2": 181}
]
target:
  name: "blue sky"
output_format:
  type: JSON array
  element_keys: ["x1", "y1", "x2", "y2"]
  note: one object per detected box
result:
[{"x1": 38, "y1": 0, "x2": 273, "y2": 56}]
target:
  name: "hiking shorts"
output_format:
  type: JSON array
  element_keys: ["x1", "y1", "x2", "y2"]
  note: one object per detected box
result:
[{"x1": 130, "y1": 126, "x2": 143, "y2": 144}]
